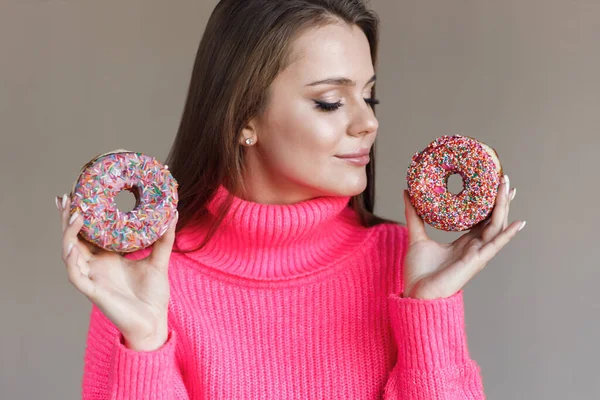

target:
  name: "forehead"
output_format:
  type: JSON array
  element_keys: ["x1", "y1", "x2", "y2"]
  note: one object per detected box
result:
[{"x1": 284, "y1": 22, "x2": 374, "y2": 82}]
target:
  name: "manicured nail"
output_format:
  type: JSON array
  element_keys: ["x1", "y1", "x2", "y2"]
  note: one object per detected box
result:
[
  {"x1": 62, "y1": 193, "x2": 68, "y2": 208},
  {"x1": 55, "y1": 196, "x2": 60, "y2": 210},
  {"x1": 518, "y1": 221, "x2": 526, "y2": 231},
  {"x1": 69, "y1": 212, "x2": 79, "y2": 225},
  {"x1": 510, "y1": 188, "x2": 516, "y2": 201},
  {"x1": 66, "y1": 242, "x2": 74, "y2": 256}
]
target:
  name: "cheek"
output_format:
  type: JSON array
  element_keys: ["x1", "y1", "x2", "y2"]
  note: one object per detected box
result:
[
  {"x1": 257, "y1": 100, "x2": 353, "y2": 189},
  {"x1": 298, "y1": 113, "x2": 341, "y2": 150},
  {"x1": 268, "y1": 113, "x2": 342, "y2": 162}
]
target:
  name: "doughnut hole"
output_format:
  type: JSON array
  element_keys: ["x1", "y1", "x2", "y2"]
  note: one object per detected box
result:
[
  {"x1": 446, "y1": 173, "x2": 465, "y2": 195},
  {"x1": 114, "y1": 186, "x2": 141, "y2": 213}
]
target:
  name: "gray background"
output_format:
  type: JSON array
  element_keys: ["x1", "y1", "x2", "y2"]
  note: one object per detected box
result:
[{"x1": 1, "y1": 0, "x2": 598, "y2": 399}]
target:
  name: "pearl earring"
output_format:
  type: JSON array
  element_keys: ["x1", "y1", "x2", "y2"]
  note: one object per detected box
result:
[{"x1": 245, "y1": 138, "x2": 254, "y2": 145}]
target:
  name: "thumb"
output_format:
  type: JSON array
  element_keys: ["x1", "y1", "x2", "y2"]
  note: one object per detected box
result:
[
  {"x1": 149, "y1": 210, "x2": 178, "y2": 271},
  {"x1": 404, "y1": 190, "x2": 428, "y2": 245}
]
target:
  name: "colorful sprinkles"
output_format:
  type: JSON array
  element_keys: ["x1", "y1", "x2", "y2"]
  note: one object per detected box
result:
[
  {"x1": 406, "y1": 135, "x2": 501, "y2": 231},
  {"x1": 69, "y1": 150, "x2": 179, "y2": 252}
]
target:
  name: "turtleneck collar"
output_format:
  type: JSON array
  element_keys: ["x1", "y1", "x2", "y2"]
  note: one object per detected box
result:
[{"x1": 176, "y1": 184, "x2": 370, "y2": 281}]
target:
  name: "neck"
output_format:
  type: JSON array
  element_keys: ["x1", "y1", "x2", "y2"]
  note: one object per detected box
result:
[{"x1": 176, "y1": 184, "x2": 367, "y2": 280}]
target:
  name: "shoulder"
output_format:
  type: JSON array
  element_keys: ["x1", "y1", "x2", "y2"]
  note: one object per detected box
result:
[
  {"x1": 366, "y1": 221, "x2": 408, "y2": 293},
  {"x1": 369, "y1": 220, "x2": 408, "y2": 257}
]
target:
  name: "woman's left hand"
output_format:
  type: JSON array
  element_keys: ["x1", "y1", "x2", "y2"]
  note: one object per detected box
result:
[{"x1": 401, "y1": 175, "x2": 526, "y2": 300}]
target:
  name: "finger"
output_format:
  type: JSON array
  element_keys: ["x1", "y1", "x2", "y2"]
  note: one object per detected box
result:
[
  {"x1": 471, "y1": 215, "x2": 492, "y2": 236},
  {"x1": 482, "y1": 175, "x2": 509, "y2": 242},
  {"x1": 58, "y1": 194, "x2": 104, "y2": 256},
  {"x1": 62, "y1": 212, "x2": 93, "y2": 262},
  {"x1": 404, "y1": 190, "x2": 428, "y2": 245},
  {"x1": 149, "y1": 211, "x2": 179, "y2": 271},
  {"x1": 57, "y1": 194, "x2": 64, "y2": 219},
  {"x1": 60, "y1": 193, "x2": 71, "y2": 233},
  {"x1": 56, "y1": 195, "x2": 65, "y2": 225},
  {"x1": 455, "y1": 178, "x2": 513, "y2": 246},
  {"x1": 453, "y1": 216, "x2": 491, "y2": 247},
  {"x1": 436, "y1": 240, "x2": 483, "y2": 291},
  {"x1": 65, "y1": 245, "x2": 96, "y2": 298},
  {"x1": 55, "y1": 195, "x2": 62, "y2": 213},
  {"x1": 502, "y1": 176, "x2": 511, "y2": 231},
  {"x1": 502, "y1": 176, "x2": 511, "y2": 230},
  {"x1": 504, "y1": 187, "x2": 515, "y2": 230},
  {"x1": 479, "y1": 220, "x2": 526, "y2": 263}
]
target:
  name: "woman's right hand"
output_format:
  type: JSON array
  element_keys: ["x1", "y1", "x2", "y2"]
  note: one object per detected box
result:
[{"x1": 56, "y1": 193, "x2": 178, "y2": 351}]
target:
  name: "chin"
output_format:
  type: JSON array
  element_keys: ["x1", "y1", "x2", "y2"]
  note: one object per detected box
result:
[{"x1": 323, "y1": 177, "x2": 367, "y2": 198}]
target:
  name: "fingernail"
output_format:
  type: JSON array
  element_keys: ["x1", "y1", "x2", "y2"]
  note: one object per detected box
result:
[
  {"x1": 69, "y1": 212, "x2": 79, "y2": 225},
  {"x1": 518, "y1": 221, "x2": 526, "y2": 231},
  {"x1": 66, "y1": 242, "x2": 74, "y2": 256},
  {"x1": 510, "y1": 187, "x2": 516, "y2": 201},
  {"x1": 504, "y1": 175, "x2": 510, "y2": 196},
  {"x1": 55, "y1": 196, "x2": 60, "y2": 210},
  {"x1": 62, "y1": 193, "x2": 68, "y2": 209}
]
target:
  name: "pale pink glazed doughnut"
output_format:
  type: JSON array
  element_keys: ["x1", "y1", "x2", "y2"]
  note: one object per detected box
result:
[{"x1": 69, "y1": 149, "x2": 178, "y2": 252}]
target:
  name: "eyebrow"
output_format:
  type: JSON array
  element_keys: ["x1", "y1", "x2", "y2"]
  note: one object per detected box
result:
[{"x1": 305, "y1": 74, "x2": 376, "y2": 87}]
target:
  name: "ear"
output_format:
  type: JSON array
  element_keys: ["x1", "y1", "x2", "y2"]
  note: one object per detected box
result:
[{"x1": 240, "y1": 120, "x2": 258, "y2": 146}]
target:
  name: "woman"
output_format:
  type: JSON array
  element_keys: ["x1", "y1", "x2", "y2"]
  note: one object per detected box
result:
[{"x1": 57, "y1": 0, "x2": 524, "y2": 398}]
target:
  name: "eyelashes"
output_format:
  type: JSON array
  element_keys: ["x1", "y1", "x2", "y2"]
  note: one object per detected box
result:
[{"x1": 314, "y1": 98, "x2": 380, "y2": 112}]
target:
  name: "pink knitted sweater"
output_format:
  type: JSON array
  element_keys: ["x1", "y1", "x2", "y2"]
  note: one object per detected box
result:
[{"x1": 81, "y1": 185, "x2": 485, "y2": 399}]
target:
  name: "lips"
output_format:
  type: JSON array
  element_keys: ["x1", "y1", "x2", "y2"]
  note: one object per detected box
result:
[
  {"x1": 335, "y1": 148, "x2": 371, "y2": 158},
  {"x1": 334, "y1": 149, "x2": 371, "y2": 166}
]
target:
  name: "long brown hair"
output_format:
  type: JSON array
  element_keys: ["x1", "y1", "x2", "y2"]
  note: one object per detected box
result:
[{"x1": 165, "y1": 0, "x2": 397, "y2": 253}]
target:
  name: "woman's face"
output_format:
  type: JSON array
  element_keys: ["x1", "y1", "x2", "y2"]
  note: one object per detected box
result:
[{"x1": 240, "y1": 22, "x2": 379, "y2": 204}]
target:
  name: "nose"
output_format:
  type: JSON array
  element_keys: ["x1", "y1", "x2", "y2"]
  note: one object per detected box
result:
[{"x1": 348, "y1": 98, "x2": 379, "y2": 137}]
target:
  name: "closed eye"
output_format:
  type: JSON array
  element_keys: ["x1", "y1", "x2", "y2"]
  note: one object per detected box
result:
[{"x1": 313, "y1": 98, "x2": 380, "y2": 112}]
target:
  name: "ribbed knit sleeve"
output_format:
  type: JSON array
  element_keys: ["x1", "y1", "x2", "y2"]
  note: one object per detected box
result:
[
  {"x1": 383, "y1": 225, "x2": 485, "y2": 399},
  {"x1": 81, "y1": 247, "x2": 190, "y2": 399},
  {"x1": 81, "y1": 304, "x2": 190, "y2": 400}
]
